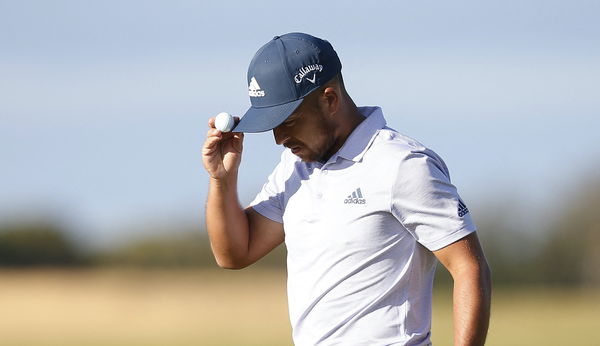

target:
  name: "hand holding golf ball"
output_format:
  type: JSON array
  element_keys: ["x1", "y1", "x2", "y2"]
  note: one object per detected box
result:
[
  {"x1": 203, "y1": 112, "x2": 243, "y2": 180},
  {"x1": 214, "y1": 112, "x2": 236, "y2": 132}
]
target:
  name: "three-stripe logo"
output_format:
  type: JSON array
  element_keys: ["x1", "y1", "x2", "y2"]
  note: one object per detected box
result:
[
  {"x1": 458, "y1": 199, "x2": 469, "y2": 217},
  {"x1": 344, "y1": 188, "x2": 366, "y2": 204}
]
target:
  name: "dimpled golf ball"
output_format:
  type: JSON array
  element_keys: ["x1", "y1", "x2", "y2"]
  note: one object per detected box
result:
[{"x1": 214, "y1": 112, "x2": 235, "y2": 132}]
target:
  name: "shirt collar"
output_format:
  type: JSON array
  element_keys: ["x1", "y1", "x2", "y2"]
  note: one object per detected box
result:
[{"x1": 326, "y1": 106, "x2": 386, "y2": 164}]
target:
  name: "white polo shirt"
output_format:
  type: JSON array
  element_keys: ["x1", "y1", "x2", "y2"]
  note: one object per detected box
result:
[{"x1": 251, "y1": 106, "x2": 476, "y2": 346}]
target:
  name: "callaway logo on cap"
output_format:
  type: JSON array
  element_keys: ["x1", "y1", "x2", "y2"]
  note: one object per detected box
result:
[{"x1": 233, "y1": 32, "x2": 342, "y2": 133}]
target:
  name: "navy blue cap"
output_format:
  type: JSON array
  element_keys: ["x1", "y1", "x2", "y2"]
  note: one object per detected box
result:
[{"x1": 233, "y1": 33, "x2": 342, "y2": 133}]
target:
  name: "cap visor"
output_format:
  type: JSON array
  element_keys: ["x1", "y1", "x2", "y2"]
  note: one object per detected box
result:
[{"x1": 233, "y1": 98, "x2": 304, "y2": 133}]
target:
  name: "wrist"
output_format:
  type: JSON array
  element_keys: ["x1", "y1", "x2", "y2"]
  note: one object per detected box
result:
[{"x1": 210, "y1": 172, "x2": 238, "y2": 191}]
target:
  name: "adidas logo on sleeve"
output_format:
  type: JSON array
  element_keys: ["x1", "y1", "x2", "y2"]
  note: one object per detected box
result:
[
  {"x1": 458, "y1": 199, "x2": 469, "y2": 217},
  {"x1": 344, "y1": 188, "x2": 366, "y2": 204}
]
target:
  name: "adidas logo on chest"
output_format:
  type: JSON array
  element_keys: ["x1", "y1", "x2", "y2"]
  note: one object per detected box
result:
[{"x1": 344, "y1": 187, "x2": 366, "y2": 205}]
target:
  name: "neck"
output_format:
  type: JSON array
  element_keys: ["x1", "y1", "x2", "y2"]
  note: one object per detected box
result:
[
  {"x1": 321, "y1": 100, "x2": 364, "y2": 162},
  {"x1": 338, "y1": 95, "x2": 365, "y2": 141}
]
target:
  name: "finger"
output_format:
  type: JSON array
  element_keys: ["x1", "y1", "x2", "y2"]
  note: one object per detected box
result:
[
  {"x1": 203, "y1": 134, "x2": 222, "y2": 151},
  {"x1": 208, "y1": 117, "x2": 216, "y2": 128},
  {"x1": 206, "y1": 128, "x2": 222, "y2": 138},
  {"x1": 220, "y1": 130, "x2": 241, "y2": 140},
  {"x1": 233, "y1": 132, "x2": 244, "y2": 141},
  {"x1": 231, "y1": 132, "x2": 244, "y2": 152}
]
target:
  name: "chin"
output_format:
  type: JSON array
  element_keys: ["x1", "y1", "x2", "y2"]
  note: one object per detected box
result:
[
  {"x1": 296, "y1": 155, "x2": 314, "y2": 162},
  {"x1": 289, "y1": 146, "x2": 323, "y2": 162},
  {"x1": 294, "y1": 152, "x2": 317, "y2": 162}
]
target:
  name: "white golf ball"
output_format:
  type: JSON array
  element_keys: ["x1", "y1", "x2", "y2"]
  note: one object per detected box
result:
[{"x1": 214, "y1": 112, "x2": 235, "y2": 132}]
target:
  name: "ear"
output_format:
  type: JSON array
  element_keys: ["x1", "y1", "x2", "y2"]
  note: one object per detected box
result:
[{"x1": 320, "y1": 86, "x2": 339, "y2": 116}]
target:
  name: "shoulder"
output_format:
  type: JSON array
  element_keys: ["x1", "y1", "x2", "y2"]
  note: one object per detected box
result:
[
  {"x1": 367, "y1": 127, "x2": 450, "y2": 177},
  {"x1": 367, "y1": 127, "x2": 427, "y2": 160},
  {"x1": 375, "y1": 127, "x2": 426, "y2": 150}
]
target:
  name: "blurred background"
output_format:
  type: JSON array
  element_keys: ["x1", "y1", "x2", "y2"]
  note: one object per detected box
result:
[{"x1": 1, "y1": 0, "x2": 599, "y2": 345}]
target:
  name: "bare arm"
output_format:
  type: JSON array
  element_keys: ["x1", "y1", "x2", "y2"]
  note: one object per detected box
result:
[
  {"x1": 202, "y1": 117, "x2": 284, "y2": 269},
  {"x1": 434, "y1": 232, "x2": 492, "y2": 346}
]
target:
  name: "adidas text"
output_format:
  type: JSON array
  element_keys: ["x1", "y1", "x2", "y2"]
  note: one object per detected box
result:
[
  {"x1": 249, "y1": 90, "x2": 265, "y2": 97},
  {"x1": 344, "y1": 198, "x2": 366, "y2": 204}
]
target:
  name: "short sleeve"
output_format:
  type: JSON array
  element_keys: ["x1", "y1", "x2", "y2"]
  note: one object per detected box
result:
[
  {"x1": 390, "y1": 149, "x2": 476, "y2": 251},
  {"x1": 249, "y1": 152, "x2": 288, "y2": 224}
]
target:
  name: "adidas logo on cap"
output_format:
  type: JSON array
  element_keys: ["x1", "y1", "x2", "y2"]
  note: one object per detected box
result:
[{"x1": 248, "y1": 76, "x2": 265, "y2": 97}]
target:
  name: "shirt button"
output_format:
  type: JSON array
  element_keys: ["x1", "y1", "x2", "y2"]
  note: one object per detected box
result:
[
  {"x1": 315, "y1": 192, "x2": 323, "y2": 199},
  {"x1": 322, "y1": 170, "x2": 328, "y2": 175}
]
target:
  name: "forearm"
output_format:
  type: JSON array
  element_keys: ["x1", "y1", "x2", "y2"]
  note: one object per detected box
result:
[
  {"x1": 452, "y1": 264, "x2": 492, "y2": 346},
  {"x1": 206, "y1": 174, "x2": 250, "y2": 269}
]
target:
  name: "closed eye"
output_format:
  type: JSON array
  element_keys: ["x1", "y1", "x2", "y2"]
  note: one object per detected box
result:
[
  {"x1": 283, "y1": 119, "x2": 296, "y2": 127},
  {"x1": 281, "y1": 115, "x2": 298, "y2": 127}
]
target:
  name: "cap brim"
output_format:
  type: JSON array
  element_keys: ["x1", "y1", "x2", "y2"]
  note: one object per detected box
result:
[{"x1": 232, "y1": 98, "x2": 304, "y2": 133}]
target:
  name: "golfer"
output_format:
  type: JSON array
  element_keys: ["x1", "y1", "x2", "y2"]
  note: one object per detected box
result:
[{"x1": 202, "y1": 32, "x2": 491, "y2": 346}]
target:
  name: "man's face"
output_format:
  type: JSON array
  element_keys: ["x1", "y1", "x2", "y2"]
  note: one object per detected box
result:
[{"x1": 272, "y1": 98, "x2": 337, "y2": 163}]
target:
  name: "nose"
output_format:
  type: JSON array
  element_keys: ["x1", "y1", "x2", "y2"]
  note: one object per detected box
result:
[{"x1": 273, "y1": 125, "x2": 288, "y2": 145}]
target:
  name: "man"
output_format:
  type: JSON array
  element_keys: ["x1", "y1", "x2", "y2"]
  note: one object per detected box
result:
[{"x1": 202, "y1": 32, "x2": 491, "y2": 346}]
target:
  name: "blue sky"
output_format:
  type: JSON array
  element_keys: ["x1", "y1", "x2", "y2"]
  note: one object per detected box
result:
[{"x1": 1, "y1": 0, "x2": 599, "y2": 247}]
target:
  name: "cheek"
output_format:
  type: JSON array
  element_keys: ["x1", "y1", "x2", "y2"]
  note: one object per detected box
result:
[
  {"x1": 306, "y1": 125, "x2": 334, "y2": 151},
  {"x1": 300, "y1": 125, "x2": 323, "y2": 141}
]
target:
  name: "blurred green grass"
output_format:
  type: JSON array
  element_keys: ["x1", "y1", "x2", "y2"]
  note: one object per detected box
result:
[{"x1": 0, "y1": 269, "x2": 598, "y2": 346}]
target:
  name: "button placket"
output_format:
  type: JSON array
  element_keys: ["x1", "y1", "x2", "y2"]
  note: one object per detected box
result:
[
  {"x1": 299, "y1": 168, "x2": 321, "y2": 223},
  {"x1": 317, "y1": 168, "x2": 329, "y2": 202}
]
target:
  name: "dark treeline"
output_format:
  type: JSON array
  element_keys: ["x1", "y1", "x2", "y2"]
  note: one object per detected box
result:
[
  {"x1": 1, "y1": 176, "x2": 598, "y2": 287},
  {"x1": 0, "y1": 221, "x2": 84, "y2": 266}
]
